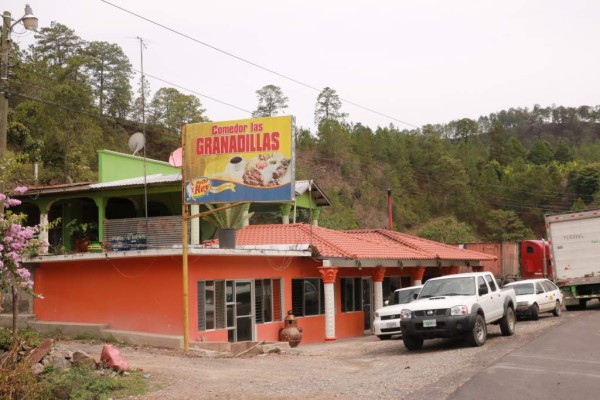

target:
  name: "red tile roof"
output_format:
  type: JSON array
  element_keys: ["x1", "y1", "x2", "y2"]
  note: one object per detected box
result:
[{"x1": 236, "y1": 224, "x2": 496, "y2": 262}]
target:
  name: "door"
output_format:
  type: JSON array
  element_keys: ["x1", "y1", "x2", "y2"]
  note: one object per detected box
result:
[
  {"x1": 362, "y1": 278, "x2": 373, "y2": 332},
  {"x1": 477, "y1": 276, "x2": 496, "y2": 319},
  {"x1": 235, "y1": 281, "x2": 254, "y2": 342},
  {"x1": 536, "y1": 281, "x2": 552, "y2": 312}
]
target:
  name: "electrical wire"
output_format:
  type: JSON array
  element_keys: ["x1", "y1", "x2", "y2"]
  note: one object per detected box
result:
[
  {"x1": 100, "y1": 0, "x2": 420, "y2": 129},
  {"x1": 135, "y1": 69, "x2": 252, "y2": 114}
]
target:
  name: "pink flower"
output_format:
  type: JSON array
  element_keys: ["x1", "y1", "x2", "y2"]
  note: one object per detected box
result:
[{"x1": 13, "y1": 186, "x2": 28, "y2": 195}]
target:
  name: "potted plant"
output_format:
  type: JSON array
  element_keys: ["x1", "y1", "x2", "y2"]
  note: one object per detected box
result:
[
  {"x1": 201, "y1": 203, "x2": 253, "y2": 249},
  {"x1": 65, "y1": 219, "x2": 98, "y2": 252}
]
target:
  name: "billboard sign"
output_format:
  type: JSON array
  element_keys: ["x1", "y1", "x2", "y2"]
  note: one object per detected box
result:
[{"x1": 182, "y1": 115, "x2": 294, "y2": 204}]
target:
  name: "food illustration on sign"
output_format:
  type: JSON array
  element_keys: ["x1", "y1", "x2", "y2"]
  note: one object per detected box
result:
[{"x1": 214, "y1": 152, "x2": 291, "y2": 187}]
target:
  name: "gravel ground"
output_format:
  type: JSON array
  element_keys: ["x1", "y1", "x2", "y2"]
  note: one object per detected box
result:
[{"x1": 56, "y1": 311, "x2": 576, "y2": 400}]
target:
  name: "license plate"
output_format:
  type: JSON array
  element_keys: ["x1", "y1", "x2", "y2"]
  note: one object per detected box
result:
[
  {"x1": 423, "y1": 319, "x2": 436, "y2": 328},
  {"x1": 386, "y1": 321, "x2": 397, "y2": 328}
]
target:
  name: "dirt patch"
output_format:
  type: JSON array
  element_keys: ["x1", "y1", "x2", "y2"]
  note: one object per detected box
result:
[{"x1": 54, "y1": 313, "x2": 570, "y2": 399}]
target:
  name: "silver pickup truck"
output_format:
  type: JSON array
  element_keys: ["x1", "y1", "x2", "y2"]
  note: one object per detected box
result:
[{"x1": 399, "y1": 272, "x2": 517, "y2": 350}]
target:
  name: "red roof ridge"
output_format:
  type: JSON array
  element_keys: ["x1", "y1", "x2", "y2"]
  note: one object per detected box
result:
[
  {"x1": 296, "y1": 224, "x2": 364, "y2": 259},
  {"x1": 345, "y1": 229, "x2": 425, "y2": 252}
]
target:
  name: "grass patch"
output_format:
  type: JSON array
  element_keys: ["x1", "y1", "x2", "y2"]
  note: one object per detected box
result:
[
  {"x1": 38, "y1": 366, "x2": 148, "y2": 399},
  {"x1": 73, "y1": 331, "x2": 121, "y2": 344},
  {"x1": 0, "y1": 327, "x2": 42, "y2": 351}
]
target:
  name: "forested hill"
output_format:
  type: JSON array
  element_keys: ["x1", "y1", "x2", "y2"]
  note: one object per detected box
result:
[
  {"x1": 293, "y1": 105, "x2": 600, "y2": 242},
  {"x1": 4, "y1": 24, "x2": 600, "y2": 243}
]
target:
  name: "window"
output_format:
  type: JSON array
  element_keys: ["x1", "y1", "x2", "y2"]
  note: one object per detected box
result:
[
  {"x1": 341, "y1": 278, "x2": 362, "y2": 312},
  {"x1": 526, "y1": 246, "x2": 534, "y2": 254},
  {"x1": 477, "y1": 277, "x2": 488, "y2": 295},
  {"x1": 541, "y1": 280, "x2": 558, "y2": 292},
  {"x1": 291, "y1": 278, "x2": 325, "y2": 316},
  {"x1": 255, "y1": 279, "x2": 282, "y2": 323},
  {"x1": 484, "y1": 275, "x2": 498, "y2": 292},
  {"x1": 536, "y1": 282, "x2": 545, "y2": 294},
  {"x1": 198, "y1": 279, "x2": 282, "y2": 331}
]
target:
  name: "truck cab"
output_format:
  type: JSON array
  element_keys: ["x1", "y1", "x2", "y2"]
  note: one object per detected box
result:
[{"x1": 521, "y1": 240, "x2": 552, "y2": 280}]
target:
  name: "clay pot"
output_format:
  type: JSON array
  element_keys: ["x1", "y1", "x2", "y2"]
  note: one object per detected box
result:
[{"x1": 279, "y1": 310, "x2": 303, "y2": 348}]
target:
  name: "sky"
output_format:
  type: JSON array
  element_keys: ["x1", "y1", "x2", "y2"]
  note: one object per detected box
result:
[{"x1": 4, "y1": 0, "x2": 600, "y2": 132}]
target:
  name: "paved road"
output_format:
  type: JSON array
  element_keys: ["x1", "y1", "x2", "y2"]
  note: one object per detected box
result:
[{"x1": 449, "y1": 308, "x2": 600, "y2": 399}]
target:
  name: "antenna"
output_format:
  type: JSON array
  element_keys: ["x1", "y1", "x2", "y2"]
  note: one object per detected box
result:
[
  {"x1": 138, "y1": 36, "x2": 149, "y2": 240},
  {"x1": 128, "y1": 132, "x2": 146, "y2": 155}
]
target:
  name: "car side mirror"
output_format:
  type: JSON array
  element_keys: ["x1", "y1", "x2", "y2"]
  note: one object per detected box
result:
[
  {"x1": 413, "y1": 293, "x2": 419, "y2": 300},
  {"x1": 384, "y1": 300, "x2": 389, "y2": 306},
  {"x1": 479, "y1": 286, "x2": 489, "y2": 296}
]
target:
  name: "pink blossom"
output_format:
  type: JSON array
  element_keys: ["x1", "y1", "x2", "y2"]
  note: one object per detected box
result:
[
  {"x1": 13, "y1": 186, "x2": 28, "y2": 195},
  {"x1": 0, "y1": 191, "x2": 40, "y2": 296},
  {"x1": 5, "y1": 198, "x2": 21, "y2": 207}
]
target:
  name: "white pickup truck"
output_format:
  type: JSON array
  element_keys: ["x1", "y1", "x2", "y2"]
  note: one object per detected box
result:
[{"x1": 399, "y1": 272, "x2": 517, "y2": 350}]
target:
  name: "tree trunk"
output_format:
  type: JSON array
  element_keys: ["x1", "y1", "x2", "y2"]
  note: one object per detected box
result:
[{"x1": 12, "y1": 285, "x2": 18, "y2": 343}]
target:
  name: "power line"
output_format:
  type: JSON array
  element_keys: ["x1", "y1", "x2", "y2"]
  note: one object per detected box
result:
[
  {"x1": 100, "y1": 0, "x2": 420, "y2": 129},
  {"x1": 136, "y1": 69, "x2": 252, "y2": 115}
]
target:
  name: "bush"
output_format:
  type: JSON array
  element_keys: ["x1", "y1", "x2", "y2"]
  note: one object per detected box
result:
[
  {"x1": 0, "y1": 347, "x2": 44, "y2": 399},
  {"x1": 0, "y1": 329, "x2": 148, "y2": 399}
]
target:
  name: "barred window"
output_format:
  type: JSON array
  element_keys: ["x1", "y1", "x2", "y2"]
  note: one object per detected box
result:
[
  {"x1": 291, "y1": 278, "x2": 325, "y2": 316},
  {"x1": 256, "y1": 279, "x2": 281, "y2": 323},
  {"x1": 198, "y1": 279, "x2": 282, "y2": 331}
]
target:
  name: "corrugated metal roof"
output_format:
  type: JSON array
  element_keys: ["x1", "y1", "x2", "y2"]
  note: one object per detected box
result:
[
  {"x1": 90, "y1": 174, "x2": 182, "y2": 189},
  {"x1": 19, "y1": 172, "x2": 331, "y2": 207}
]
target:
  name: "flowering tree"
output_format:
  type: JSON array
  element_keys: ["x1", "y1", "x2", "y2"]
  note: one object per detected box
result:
[{"x1": 0, "y1": 187, "x2": 43, "y2": 341}]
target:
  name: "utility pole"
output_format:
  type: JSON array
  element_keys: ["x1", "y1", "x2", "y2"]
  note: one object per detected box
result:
[
  {"x1": 0, "y1": 11, "x2": 11, "y2": 158},
  {"x1": 0, "y1": 5, "x2": 38, "y2": 159}
]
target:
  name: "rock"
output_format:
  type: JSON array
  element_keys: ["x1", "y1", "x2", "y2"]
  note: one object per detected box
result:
[
  {"x1": 26, "y1": 339, "x2": 53, "y2": 366},
  {"x1": 258, "y1": 345, "x2": 282, "y2": 354},
  {"x1": 31, "y1": 363, "x2": 44, "y2": 375},
  {"x1": 72, "y1": 351, "x2": 97, "y2": 369},
  {"x1": 47, "y1": 353, "x2": 71, "y2": 370},
  {"x1": 100, "y1": 344, "x2": 129, "y2": 372}
]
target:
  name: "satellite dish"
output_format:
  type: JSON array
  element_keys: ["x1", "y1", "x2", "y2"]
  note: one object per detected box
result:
[
  {"x1": 128, "y1": 132, "x2": 146, "y2": 155},
  {"x1": 169, "y1": 147, "x2": 183, "y2": 167}
]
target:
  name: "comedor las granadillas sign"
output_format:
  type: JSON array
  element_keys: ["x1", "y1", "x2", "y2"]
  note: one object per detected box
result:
[{"x1": 182, "y1": 115, "x2": 295, "y2": 204}]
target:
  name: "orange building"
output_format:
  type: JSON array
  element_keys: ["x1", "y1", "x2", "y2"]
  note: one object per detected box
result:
[
  {"x1": 30, "y1": 223, "x2": 495, "y2": 346},
  {"x1": 10, "y1": 150, "x2": 495, "y2": 347}
]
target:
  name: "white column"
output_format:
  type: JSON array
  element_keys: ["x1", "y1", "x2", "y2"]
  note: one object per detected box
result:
[
  {"x1": 374, "y1": 280, "x2": 383, "y2": 311},
  {"x1": 190, "y1": 204, "x2": 200, "y2": 245},
  {"x1": 39, "y1": 213, "x2": 49, "y2": 254},
  {"x1": 324, "y1": 282, "x2": 336, "y2": 340},
  {"x1": 243, "y1": 210, "x2": 249, "y2": 227},
  {"x1": 319, "y1": 262, "x2": 338, "y2": 342}
]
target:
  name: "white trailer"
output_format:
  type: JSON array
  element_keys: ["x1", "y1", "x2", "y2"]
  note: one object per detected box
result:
[{"x1": 546, "y1": 210, "x2": 600, "y2": 310}]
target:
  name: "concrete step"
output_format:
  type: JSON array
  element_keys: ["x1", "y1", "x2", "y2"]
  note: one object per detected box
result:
[
  {"x1": 29, "y1": 321, "x2": 109, "y2": 337},
  {"x1": 0, "y1": 313, "x2": 37, "y2": 329},
  {"x1": 102, "y1": 329, "x2": 183, "y2": 349}
]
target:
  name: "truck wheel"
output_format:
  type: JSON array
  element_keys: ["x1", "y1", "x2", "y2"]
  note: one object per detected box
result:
[
  {"x1": 552, "y1": 301, "x2": 562, "y2": 317},
  {"x1": 402, "y1": 334, "x2": 423, "y2": 351},
  {"x1": 377, "y1": 335, "x2": 391, "y2": 340},
  {"x1": 500, "y1": 307, "x2": 516, "y2": 336},
  {"x1": 466, "y1": 314, "x2": 487, "y2": 347},
  {"x1": 565, "y1": 305, "x2": 579, "y2": 311},
  {"x1": 530, "y1": 304, "x2": 539, "y2": 321},
  {"x1": 579, "y1": 299, "x2": 588, "y2": 310}
]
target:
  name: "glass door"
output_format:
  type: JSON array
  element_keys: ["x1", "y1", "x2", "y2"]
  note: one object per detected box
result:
[{"x1": 235, "y1": 281, "x2": 254, "y2": 342}]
